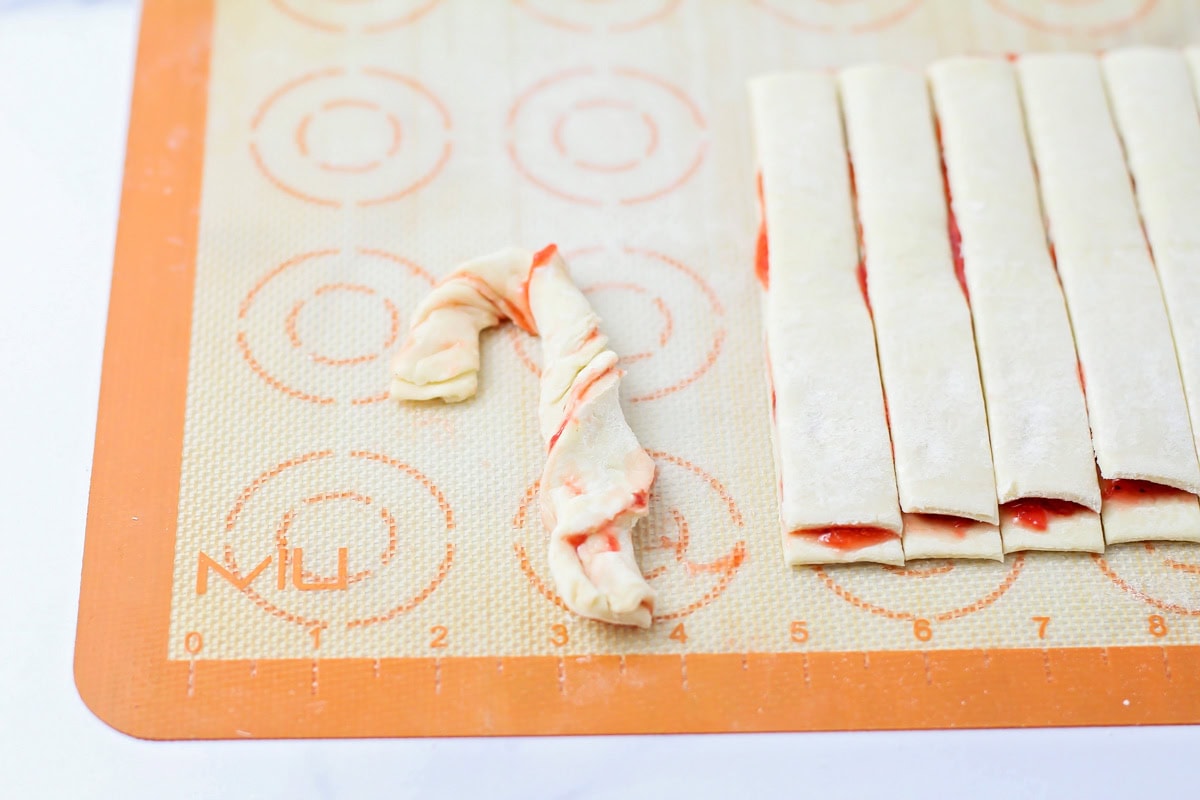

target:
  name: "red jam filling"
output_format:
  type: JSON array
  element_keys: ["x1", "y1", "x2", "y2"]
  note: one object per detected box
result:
[
  {"x1": 1101, "y1": 479, "x2": 1191, "y2": 504},
  {"x1": 755, "y1": 171, "x2": 769, "y2": 289},
  {"x1": 1001, "y1": 498, "x2": 1088, "y2": 531},
  {"x1": 792, "y1": 526, "x2": 899, "y2": 551}
]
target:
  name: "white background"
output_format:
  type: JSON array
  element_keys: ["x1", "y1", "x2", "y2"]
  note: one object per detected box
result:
[{"x1": 0, "y1": 1, "x2": 1197, "y2": 797}]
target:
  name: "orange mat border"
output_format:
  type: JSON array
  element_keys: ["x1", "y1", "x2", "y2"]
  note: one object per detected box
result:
[{"x1": 75, "y1": 0, "x2": 1200, "y2": 739}]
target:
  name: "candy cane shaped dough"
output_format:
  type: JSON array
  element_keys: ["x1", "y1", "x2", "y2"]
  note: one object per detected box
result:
[
  {"x1": 391, "y1": 246, "x2": 656, "y2": 627},
  {"x1": 931, "y1": 57, "x2": 1104, "y2": 554},
  {"x1": 751, "y1": 71, "x2": 904, "y2": 566},
  {"x1": 840, "y1": 64, "x2": 1001, "y2": 562},
  {"x1": 1019, "y1": 53, "x2": 1200, "y2": 547}
]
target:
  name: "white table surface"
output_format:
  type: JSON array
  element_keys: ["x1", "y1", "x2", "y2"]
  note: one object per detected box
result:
[{"x1": 1, "y1": 2, "x2": 1198, "y2": 797}]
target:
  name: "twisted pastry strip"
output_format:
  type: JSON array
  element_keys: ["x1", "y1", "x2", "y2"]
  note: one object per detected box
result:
[{"x1": 390, "y1": 245, "x2": 656, "y2": 627}]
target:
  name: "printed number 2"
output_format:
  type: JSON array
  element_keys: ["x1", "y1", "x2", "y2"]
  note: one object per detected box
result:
[{"x1": 429, "y1": 625, "x2": 448, "y2": 648}]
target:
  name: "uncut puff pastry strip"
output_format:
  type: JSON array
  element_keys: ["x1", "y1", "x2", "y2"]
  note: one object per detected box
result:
[
  {"x1": 1018, "y1": 53, "x2": 1200, "y2": 546},
  {"x1": 839, "y1": 64, "x2": 1002, "y2": 562},
  {"x1": 750, "y1": 71, "x2": 904, "y2": 566},
  {"x1": 391, "y1": 246, "x2": 656, "y2": 627},
  {"x1": 929, "y1": 57, "x2": 1104, "y2": 555},
  {"x1": 1101, "y1": 48, "x2": 1200, "y2": 545}
]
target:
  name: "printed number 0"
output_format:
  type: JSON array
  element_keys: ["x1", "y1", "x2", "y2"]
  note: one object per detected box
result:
[
  {"x1": 184, "y1": 631, "x2": 203, "y2": 654},
  {"x1": 1149, "y1": 615, "x2": 1169, "y2": 638},
  {"x1": 430, "y1": 625, "x2": 448, "y2": 648},
  {"x1": 913, "y1": 618, "x2": 932, "y2": 642},
  {"x1": 790, "y1": 620, "x2": 809, "y2": 644}
]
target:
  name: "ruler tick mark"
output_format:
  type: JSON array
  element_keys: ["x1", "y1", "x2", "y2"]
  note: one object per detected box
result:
[
  {"x1": 801, "y1": 653, "x2": 811, "y2": 687},
  {"x1": 1041, "y1": 649, "x2": 1053, "y2": 683},
  {"x1": 1162, "y1": 647, "x2": 1173, "y2": 681},
  {"x1": 187, "y1": 659, "x2": 196, "y2": 698},
  {"x1": 434, "y1": 657, "x2": 442, "y2": 695},
  {"x1": 862, "y1": 653, "x2": 870, "y2": 671},
  {"x1": 250, "y1": 660, "x2": 257, "y2": 678},
  {"x1": 311, "y1": 659, "x2": 319, "y2": 695},
  {"x1": 922, "y1": 653, "x2": 932, "y2": 686},
  {"x1": 680, "y1": 654, "x2": 689, "y2": 692},
  {"x1": 373, "y1": 658, "x2": 380, "y2": 679},
  {"x1": 619, "y1": 654, "x2": 626, "y2": 677},
  {"x1": 557, "y1": 657, "x2": 566, "y2": 695},
  {"x1": 741, "y1": 653, "x2": 748, "y2": 671}
]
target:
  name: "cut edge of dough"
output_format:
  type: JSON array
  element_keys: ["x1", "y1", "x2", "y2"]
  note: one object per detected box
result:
[
  {"x1": 901, "y1": 514, "x2": 1004, "y2": 562},
  {"x1": 1001, "y1": 509, "x2": 1104, "y2": 554},
  {"x1": 1101, "y1": 493, "x2": 1200, "y2": 545},
  {"x1": 783, "y1": 532, "x2": 905, "y2": 566}
]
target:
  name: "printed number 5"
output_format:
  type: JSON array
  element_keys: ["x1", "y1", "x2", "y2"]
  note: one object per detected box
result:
[{"x1": 790, "y1": 620, "x2": 809, "y2": 644}]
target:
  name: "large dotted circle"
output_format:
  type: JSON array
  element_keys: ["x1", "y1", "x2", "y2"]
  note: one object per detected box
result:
[
  {"x1": 987, "y1": 0, "x2": 1157, "y2": 35},
  {"x1": 507, "y1": 67, "x2": 708, "y2": 206},
  {"x1": 269, "y1": 0, "x2": 443, "y2": 33},
  {"x1": 813, "y1": 555, "x2": 1026, "y2": 624},
  {"x1": 513, "y1": 0, "x2": 680, "y2": 33},
  {"x1": 237, "y1": 247, "x2": 434, "y2": 405},
  {"x1": 219, "y1": 450, "x2": 456, "y2": 635},
  {"x1": 751, "y1": 0, "x2": 925, "y2": 33},
  {"x1": 250, "y1": 68, "x2": 452, "y2": 208},
  {"x1": 1094, "y1": 543, "x2": 1200, "y2": 617},
  {"x1": 512, "y1": 451, "x2": 747, "y2": 623}
]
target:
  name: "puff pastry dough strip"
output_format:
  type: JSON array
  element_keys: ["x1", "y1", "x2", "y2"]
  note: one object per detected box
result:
[
  {"x1": 391, "y1": 246, "x2": 656, "y2": 626},
  {"x1": 930, "y1": 57, "x2": 1102, "y2": 554},
  {"x1": 1101, "y1": 47, "x2": 1200, "y2": 543},
  {"x1": 840, "y1": 64, "x2": 1000, "y2": 561},
  {"x1": 750, "y1": 71, "x2": 903, "y2": 566},
  {"x1": 1018, "y1": 53, "x2": 1200, "y2": 549}
]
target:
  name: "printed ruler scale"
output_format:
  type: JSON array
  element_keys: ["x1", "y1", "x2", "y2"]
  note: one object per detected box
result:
[{"x1": 77, "y1": 0, "x2": 1200, "y2": 739}]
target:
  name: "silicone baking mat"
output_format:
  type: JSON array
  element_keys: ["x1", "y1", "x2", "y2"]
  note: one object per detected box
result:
[{"x1": 78, "y1": 0, "x2": 1200, "y2": 739}]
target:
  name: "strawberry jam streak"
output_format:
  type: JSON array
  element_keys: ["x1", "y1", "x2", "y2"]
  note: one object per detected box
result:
[
  {"x1": 1101, "y1": 479, "x2": 1191, "y2": 503},
  {"x1": 755, "y1": 171, "x2": 769, "y2": 289},
  {"x1": 936, "y1": 123, "x2": 969, "y2": 301},
  {"x1": 1001, "y1": 498, "x2": 1087, "y2": 531},
  {"x1": 565, "y1": 531, "x2": 621, "y2": 552},
  {"x1": 546, "y1": 365, "x2": 618, "y2": 453},
  {"x1": 517, "y1": 243, "x2": 559, "y2": 334},
  {"x1": 791, "y1": 527, "x2": 899, "y2": 551}
]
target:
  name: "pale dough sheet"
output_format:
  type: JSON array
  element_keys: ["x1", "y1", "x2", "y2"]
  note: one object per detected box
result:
[
  {"x1": 928, "y1": 57, "x2": 1099, "y2": 517},
  {"x1": 1102, "y1": 47, "x2": 1200, "y2": 544},
  {"x1": 1017, "y1": 54, "x2": 1200, "y2": 504},
  {"x1": 902, "y1": 514, "x2": 1003, "y2": 562},
  {"x1": 1000, "y1": 509, "x2": 1105, "y2": 555},
  {"x1": 1102, "y1": 491, "x2": 1200, "y2": 545},
  {"x1": 750, "y1": 72, "x2": 903, "y2": 567},
  {"x1": 839, "y1": 65, "x2": 998, "y2": 535}
]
